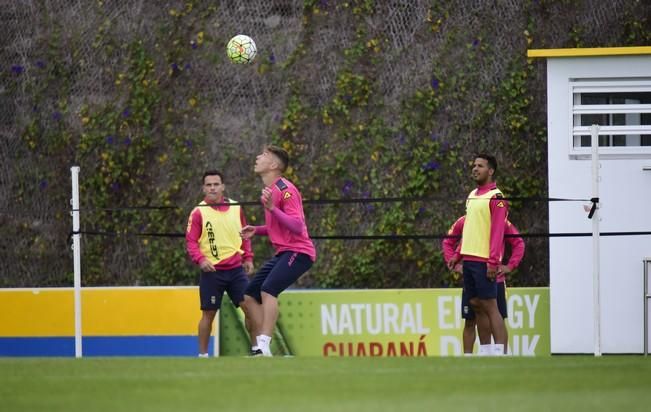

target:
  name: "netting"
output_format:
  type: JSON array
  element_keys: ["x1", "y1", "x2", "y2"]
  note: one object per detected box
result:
[{"x1": 0, "y1": 0, "x2": 648, "y2": 287}]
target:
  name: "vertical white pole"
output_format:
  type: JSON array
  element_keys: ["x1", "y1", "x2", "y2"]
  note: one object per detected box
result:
[
  {"x1": 591, "y1": 125, "x2": 601, "y2": 357},
  {"x1": 71, "y1": 166, "x2": 83, "y2": 358},
  {"x1": 213, "y1": 313, "x2": 220, "y2": 357}
]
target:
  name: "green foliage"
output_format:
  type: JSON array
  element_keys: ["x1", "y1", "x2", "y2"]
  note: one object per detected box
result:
[{"x1": 5, "y1": 0, "x2": 650, "y2": 287}]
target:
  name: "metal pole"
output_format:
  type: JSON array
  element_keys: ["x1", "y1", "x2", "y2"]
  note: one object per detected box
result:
[
  {"x1": 591, "y1": 125, "x2": 601, "y2": 357},
  {"x1": 645, "y1": 258, "x2": 649, "y2": 356},
  {"x1": 71, "y1": 166, "x2": 82, "y2": 358},
  {"x1": 213, "y1": 313, "x2": 220, "y2": 357}
]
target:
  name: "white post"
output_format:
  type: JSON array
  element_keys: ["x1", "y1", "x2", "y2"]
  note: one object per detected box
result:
[
  {"x1": 213, "y1": 314, "x2": 220, "y2": 357},
  {"x1": 71, "y1": 166, "x2": 83, "y2": 358},
  {"x1": 590, "y1": 125, "x2": 601, "y2": 357}
]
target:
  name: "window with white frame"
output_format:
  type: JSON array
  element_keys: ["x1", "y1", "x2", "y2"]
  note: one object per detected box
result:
[{"x1": 571, "y1": 79, "x2": 651, "y2": 154}]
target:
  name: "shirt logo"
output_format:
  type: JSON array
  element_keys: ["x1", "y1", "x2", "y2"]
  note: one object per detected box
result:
[
  {"x1": 205, "y1": 221, "x2": 219, "y2": 258},
  {"x1": 496, "y1": 201, "x2": 505, "y2": 208},
  {"x1": 283, "y1": 192, "x2": 291, "y2": 200}
]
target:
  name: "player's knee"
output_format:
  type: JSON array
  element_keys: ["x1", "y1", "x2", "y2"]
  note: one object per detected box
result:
[
  {"x1": 201, "y1": 310, "x2": 217, "y2": 321},
  {"x1": 261, "y1": 290, "x2": 278, "y2": 302}
]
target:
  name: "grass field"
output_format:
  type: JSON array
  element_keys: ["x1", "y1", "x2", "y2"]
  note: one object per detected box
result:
[{"x1": 1, "y1": 356, "x2": 650, "y2": 412}]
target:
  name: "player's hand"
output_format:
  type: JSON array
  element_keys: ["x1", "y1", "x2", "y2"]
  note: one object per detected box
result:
[
  {"x1": 498, "y1": 265, "x2": 512, "y2": 275},
  {"x1": 447, "y1": 257, "x2": 459, "y2": 270},
  {"x1": 260, "y1": 187, "x2": 274, "y2": 210},
  {"x1": 243, "y1": 260, "x2": 254, "y2": 275},
  {"x1": 240, "y1": 225, "x2": 256, "y2": 240},
  {"x1": 199, "y1": 259, "x2": 214, "y2": 272},
  {"x1": 487, "y1": 266, "x2": 497, "y2": 281},
  {"x1": 453, "y1": 263, "x2": 462, "y2": 274}
]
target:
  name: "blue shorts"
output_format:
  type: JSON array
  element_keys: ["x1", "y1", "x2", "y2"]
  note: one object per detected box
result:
[
  {"x1": 462, "y1": 282, "x2": 507, "y2": 320},
  {"x1": 463, "y1": 260, "x2": 497, "y2": 300},
  {"x1": 199, "y1": 266, "x2": 249, "y2": 310},
  {"x1": 244, "y1": 251, "x2": 313, "y2": 303}
]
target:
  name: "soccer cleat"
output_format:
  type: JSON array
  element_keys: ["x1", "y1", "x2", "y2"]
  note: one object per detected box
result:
[{"x1": 249, "y1": 348, "x2": 264, "y2": 357}]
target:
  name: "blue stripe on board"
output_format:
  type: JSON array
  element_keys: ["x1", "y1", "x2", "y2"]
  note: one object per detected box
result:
[
  {"x1": 0, "y1": 336, "x2": 211, "y2": 357},
  {"x1": 0, "y1": 337, "x2": 74, "y2": 356}
]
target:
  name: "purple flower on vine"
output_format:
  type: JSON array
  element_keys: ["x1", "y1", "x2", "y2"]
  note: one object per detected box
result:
[
  {"x1": 35, "y1": 60, "x2": 46, "y2": 69},
  {"x1": 124, "y1": 137, "x2": 132, "y2": 146},
  {"x1": 190, "y1": 41, "x2": 198, "y2": 50},
  {"x1": 52, "y1": 111, "x2": 62, "y2": 121},
  {"x1": 184, "y1": 63, "x2": 191, "y2": 70},
  {"x1": 269, "y1": 52, "x2": 276, "y2": 64},
  {"x1": 11, "y1": 65, "x2": 24, "y2": 74},
  {"x1": 184, "y1": 139, "x2": 193, "y2": 148},
  {"x1": 39, "y1": 179, "x2": 48, "y2": 190},
  {"x1": 106, "y1": 135, "x2": 115, "y2": 145},
  {"x1": 110, "y1": 182, "x2": 120, "y2": 192},
  {"x1": 422, "y1": 160, "x2": 440, "y2": 171},
  {"x1": 342, "y1": 180, "x2": 353, "y2": 195},
  {"x1": 122, "y1": 107, "x2": 131, "y2": 118},
  {"x1": 472, "y1": 39, "x2": 480, "y2": 47},
  {"x1": 430, "y1": 76, "x2": 439, "y2": 90}
]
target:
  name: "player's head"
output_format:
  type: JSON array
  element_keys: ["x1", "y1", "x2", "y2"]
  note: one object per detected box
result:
[
  {"x1": 255, "y1": 145, "x2": 289, "y2": 175},
  {"x1": 472, "y1": 154, "x2": 497, "y2": 185},
  {"x1": 202, "y1": 170, "x2": 225, "y2": 202}
]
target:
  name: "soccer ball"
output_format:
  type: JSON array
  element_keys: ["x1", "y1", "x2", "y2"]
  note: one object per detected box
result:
[{"x1": 226, "y1": 34, "x2": 257, "y2": 64}]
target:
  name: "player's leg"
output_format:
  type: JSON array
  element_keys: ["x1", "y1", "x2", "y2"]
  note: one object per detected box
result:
[
  {"x1": 463, "y1": 318, "x2": 477, "y2": 354},
  {"x1": 198, "y1": 310, "x2": 217, "y2": 356},
  {"x1": 241, "y1": 257, "x2": 277, "y2": 354},
  {"x1": 198, "y1": 271, "x2": 225, "y2": 356},
  {"x1": 258, "y1": 252, "x2": 313, "y2": 355},
  {"x1": 225, "y1": 266, "x2": 256, "y2": 351},
  {"x1": 475, "y1": 310, "x2": 491, "y2": 345},
  {"x1": 471, "y1": 261, "x2": 507, "y2": 353},
  {"x1": 461, "y1": 288, "x2": 477, "y2": 354}
]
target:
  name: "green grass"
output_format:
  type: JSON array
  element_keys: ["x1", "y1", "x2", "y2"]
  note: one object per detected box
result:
[{"x1": 1, "y1": 356, "x2": 650, "y2": 412}]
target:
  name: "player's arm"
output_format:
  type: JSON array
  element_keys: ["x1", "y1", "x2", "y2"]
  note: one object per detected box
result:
[
  {"x1": 241, "y1": 224, "x2": 267, "y2": 239},
  {"x1": 442, "y1": 216, "x2": 464, "y2": 268},
  {"x1": 185, "y1": 209, "x2": 213, "y2": 271},
  {"x1": 267, "y1": 187, "x2": 305, "y2": 235},
  {"x1": 239, "y1": 208, "x2": 254, "y2": 274},
  {"x1": 488, "y1": 195, "x2": 508, "y2": 271},
  {"x1": 504, "y1": 222, "x2": 525, "y2": 271}
]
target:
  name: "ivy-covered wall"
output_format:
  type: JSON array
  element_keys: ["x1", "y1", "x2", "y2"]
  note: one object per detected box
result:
[{"x1": 1, "y1": 0, "x2": 649, "y2": 287}]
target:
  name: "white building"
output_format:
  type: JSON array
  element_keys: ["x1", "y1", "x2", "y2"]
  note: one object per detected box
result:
[{"x1": 529, "y1": 46, "x2": 651, "y2": 354}]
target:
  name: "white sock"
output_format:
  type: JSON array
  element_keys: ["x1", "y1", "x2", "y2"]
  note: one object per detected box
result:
[
  {"x1": 251, "y1": 346, "x2": 259, "y2": 351},
  {"x1": 491, "y1": 344, "x2": 505, "y2": 356},
  {"x1": 256, "y1": 335, "x2": 272, "y2": 356},
  {"x1": 478, "y1": 344, "x2": 492, "y2": 356},
  {"x1": 198, "y1": 353, "x2": 209, "y2": 358}
]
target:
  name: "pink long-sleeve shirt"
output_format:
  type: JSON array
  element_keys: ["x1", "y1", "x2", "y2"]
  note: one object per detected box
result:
[
  {"x1": 442, "y1": 215, "x2": 524, "y2": 283},
  {"x1": 185, "y1": 197, "x2": 253, "y2": 270},
  {"x1": 253, "y1": 177, "x2": 316, "y2": 261}
]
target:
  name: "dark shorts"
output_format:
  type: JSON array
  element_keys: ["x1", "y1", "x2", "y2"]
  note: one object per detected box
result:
[
  {"x1": 463, "y1": 260, "x2": 498, "y2": 300},
  {"x1": 462, "y1": 282, "x2": 507, "y2": 320},
  {"x1": 199, "y1": 266, "x2": 249, "y2": 311},
  {"x1": 244, "y1": 251, "x2": 313, "y2": 303}
]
